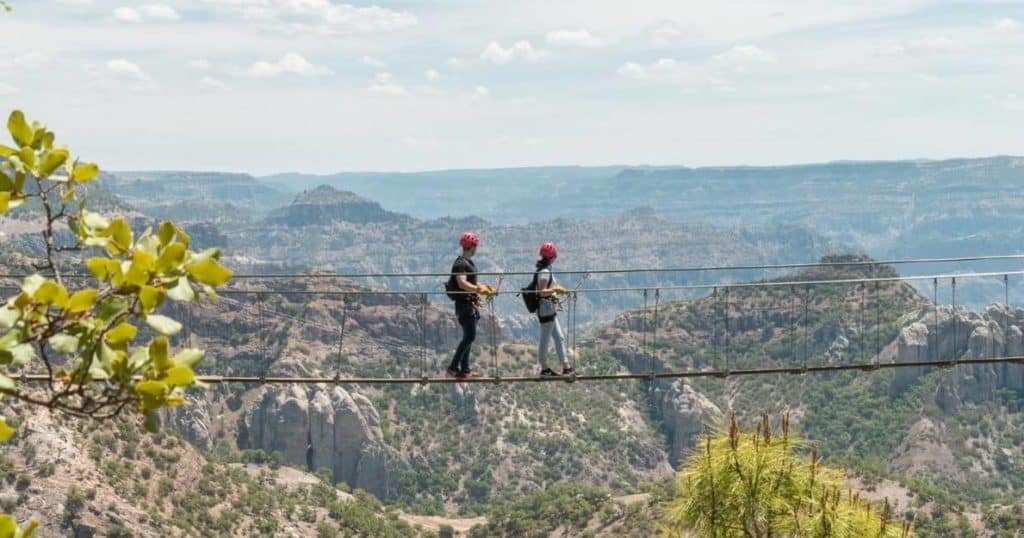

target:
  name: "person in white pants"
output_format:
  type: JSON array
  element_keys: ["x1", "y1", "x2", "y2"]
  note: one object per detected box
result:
[{"x1": 535, "y1": 242, "x2": 572, "y2": 377}]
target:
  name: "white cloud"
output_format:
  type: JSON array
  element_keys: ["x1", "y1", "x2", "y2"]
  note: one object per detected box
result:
[
  {"x1": 426, "y1": 69, "x2": 441, "y2": 81},
  {"x1": 992, "y1": 17, "x2": 1018, "y2": 33},
  {"x1": 545, "y1": 29, "x2": 603, "y2": 48},
  {"x1": 712, "y1": 44, "x2": 776, "y2": 71},
  {"x1": 446, "y1": 57, "x2": 465, "y2": 67},
  {"x1": 112, "y1": 4, "x2": 181, "y2": 22},
  {"x1": 367, "y1": 72, "x2": 404, "y2": 95},
  {"x1": 361, "y1": 55, "x2": 386, "y2": 68},
  {"x1": 0, "y1": 83, "x2": 18, "y2": 96},
  {"x1": 474, "y1": 85, "x2": 489, "y2": 98},
  {"x1": 189, "y1": 59, "x2": 212, "y2": 70},
  {"x1": 616, "y1": 58, "x2": 679, "y2": 80},
  {"x1": 104, "y1": 59, "x2": 150, "y2": 81},
  {"x1": 112, "y1": 7, "x2": 142, "y2": 22},
  {"x1": 480, "y1": 41, "x2": 548, "y2": 64},
  {"x1": 199, "y1": 76, "x2": 227, "y2": 89},
  {"x1": 649, "y1": 22, "x2": 686, "y2": 45},
  {"x1": 215, "y1": 1, "x2": 416, "y2": 35},
  {"x1": 245, "y1": 53, "x2": 330, "y2": 77},
  {"x1": 0, "y1": 52, "x2": 49, "y2": 70}
]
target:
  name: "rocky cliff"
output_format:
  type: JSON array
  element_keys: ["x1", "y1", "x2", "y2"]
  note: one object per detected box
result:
[
  {"x1": 238, "y1": 384, "x2": 403, "y2": 499},
  {"x1": 893, "y1": 304, "x2": 1024, "y2": 411}
]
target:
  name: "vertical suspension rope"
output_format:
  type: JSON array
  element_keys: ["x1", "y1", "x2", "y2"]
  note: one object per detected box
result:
[
  {"x1": 724, "y1": 286, "x2": 731, "y2": 373},
  {"x1": 1004, "y1": 274, "x2": 1010, "y2": 358},
  {"x1": 789, "y1": 285, "x2": 797, "y2": 366},
  {"x1": 933, "y1": 279, "x2": 939, "y2": 362},
  {"x1": 570, "y1": 292, "x2": 579, "y2": 375},
  {"x1": 257, "y1": 294, "x2": 267, "y2": 383},
  {"x1": 487, "y1": 296, "x2": 499, "y2": 381},
  {"x1": 419, "y1": 294, "x2": 428, "y2": 381},
  {"x1": 803, "y1": 285, "x2": 810, "y2": 371},
  {"x1": 651, "y1": 288, "x2": 660, "y2": 376},
  {"x1": 874, "y1": 281, "x2": 884, "y2": 366},
  {"x1": 859, "y1": 283, "x2": 866, "y2": 363},
  {"x1": 712, "y1": 287, "x2": 719, "y2": 370},
  {"x1": 952, "y1": 277, "x2": 958, "y2": 364},
  {"x1": 336, "y1": 294, "x2": 349, "y2": 376},
  {"x1": 641, "y1": 289, "x2": 649, "y2": 360}
]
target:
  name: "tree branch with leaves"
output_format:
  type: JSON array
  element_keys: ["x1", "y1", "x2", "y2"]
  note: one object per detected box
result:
[
  {"x1": 0, "y1": 109, "x2": 232, "y2": 534},
  {"x1": 0, "y1": 108, "x2": 232, "y2": 430}
]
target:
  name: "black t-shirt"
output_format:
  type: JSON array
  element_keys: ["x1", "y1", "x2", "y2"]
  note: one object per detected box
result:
[{"x1": 451, "y1": 256, "x2": 478, "y2": 302}]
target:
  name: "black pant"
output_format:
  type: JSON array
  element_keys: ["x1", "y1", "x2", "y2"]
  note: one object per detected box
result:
[{"x1": 450, "y1": 301, "x2": 479, "y2": 373}]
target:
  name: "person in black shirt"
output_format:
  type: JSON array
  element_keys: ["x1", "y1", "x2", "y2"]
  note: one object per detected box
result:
[{"x1": 446, "y1": 232, "x2": 496, "y2": 379}]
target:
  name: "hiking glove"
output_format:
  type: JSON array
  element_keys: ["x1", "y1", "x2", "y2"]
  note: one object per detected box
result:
[{"x1": 477, "y1": 284, "x2": 497, "y2": 296}]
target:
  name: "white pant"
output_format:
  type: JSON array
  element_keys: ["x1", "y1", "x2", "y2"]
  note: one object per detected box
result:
[{"x1": 538, "y1": 318, "x2": 569, "y2": 368}]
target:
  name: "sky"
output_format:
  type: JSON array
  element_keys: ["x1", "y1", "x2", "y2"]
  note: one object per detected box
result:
[{"x1": 1, "y1": 0, "x2": 1022, "y2": 174}]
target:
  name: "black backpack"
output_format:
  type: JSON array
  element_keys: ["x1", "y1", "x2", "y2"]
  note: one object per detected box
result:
[
  {"x1": 446, "y1": 256, "x2": 474, "y2": 301},
  {"x1": 520, "y1": 272, "x2": 541, "y2": 313},
  {"x1": 445, "y1": 276, "x2": 461, "y2": 301}
]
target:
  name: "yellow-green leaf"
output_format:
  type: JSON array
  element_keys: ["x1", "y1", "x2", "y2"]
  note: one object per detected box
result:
[
  {"x1": 156, "y1": 242, "x2": 186, "y2": 273},
  {"x1": 86, "y1": 257, "x2": 108, "y2": 279},
  {"x1": 47, "y1": 333, "x2": 79, "y2": 354},
  {"x1": 8, "y1": 344, "x2": 35, "y2": 366},
  {"x1": 82, "y1": 211, "x2": 109, "y2": 231},
  {"x1": 185, "y1": 258, "x2": 233, "y2": 287},
  {"x1": 146, "y1": 315, "x2": 182, "y2": 336},
  {"x1": 135, "y1": 380, "x2": 167, "y2": 397},
  {"x1": 18, "y1": 146, "x2": 35, "y2": 169},
  {"x1": 163, "y1": 365, "x2": 194, "y2": 386},
  {"x1": 139, "y1": 285, "x2": 165, "y2": 312},
  {"x1": 105, "y1": 219, "x2": 132, "y2": 254},
  {"x1": 20, "y1": 274, "x2": 44, "y2": 295},
  {"x1": 105, "y1": 322, "x2": 137, "y2": 345},
  {"x1": 21, "y1": 519, "x2": 39, "y2": 538},
  {"x1": 0, "y1": 418, "x2": 13, "y2": 443},
  {"x1": 0, "y1": 144, "x2": 16, "y2": 158},
  {"x1": 149, "y1": 335, "x2": 170, "y2": 370},
  {"x1": 70, "y1": 162, "x2": 99, "y2": 183},
  {"x1": 0, "y1": 373, "x2": 13, "y2": 391},
  {"x1": 7, "y1": 111, "x2": 32, "y2": 148},
  {"x1": 67, "y1": 288, "x2": 98, "y2": 313},
  {"x1": 37, "y1": 147, "x2": 68, "y2": 177},
  {"x1": 158, "y1": 222, "x2": 176, "y2": 246},
  {"x1": 166, "y1": 278, "x2": 195, "y2": 302},
  {"x1": 0, "y1": 192, "x2": 8, "y2": 214},
  {"x1": 173, "y1": 348, "x2": 204, "y2": 369},
  {"x1": 0, "y1": 305, "x2": 18, "y2": 328}
]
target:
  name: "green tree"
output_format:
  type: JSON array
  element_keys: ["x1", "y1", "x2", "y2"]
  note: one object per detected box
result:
[
  {"x1": 0, "y1": 110, "x2": 232, "y2": 533},
  {"x1": 662, "y1": 414, "x2": 914, "y2": 538}
]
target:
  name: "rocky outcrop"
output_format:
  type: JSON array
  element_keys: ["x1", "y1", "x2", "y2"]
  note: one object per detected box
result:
[
  {"x1": 612, "y1": 347, "x2": 721, "y2": 465},
  {"x1": 654, "y1": 381, "x2": 722, "y2": 465},
  {"x1": 891, "y1": 305, "x2": 1024, "y2": 411},
  {"x1": 161, "y1": 394, "x2": 214, "y2": 451},
  {"x1": 240, "y1": 384, "x2": 402, "y2": 499}
]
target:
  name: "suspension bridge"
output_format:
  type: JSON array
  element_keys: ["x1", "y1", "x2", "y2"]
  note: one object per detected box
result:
[{"x1": 4, "y1": 253, "x2": 1024, "y2": 386}]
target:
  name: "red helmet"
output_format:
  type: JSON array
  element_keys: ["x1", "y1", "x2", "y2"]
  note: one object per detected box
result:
[
  {"x1": 539, "y1": 242, "x2": 558, "y2": 260},
  {"x1": 460, "y1": 232, "x2": 480, "y2": 249}
]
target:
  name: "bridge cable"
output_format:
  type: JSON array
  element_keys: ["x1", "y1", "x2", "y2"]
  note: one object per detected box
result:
[
  {"x1": 650, "y1": 288, "x2": 660, "y2": 379},
  {"x1": 712, "y1": 287, "x2": 719, "y2": 372},
  {"x1": 932, "y1": 279, "x2": 939, "y2": 362},
  {"x1": 724, "y1": 286, "x2": 731, "y2": 374},
  {"x1": 257, "y1": 293, "x2": 267, "y2": 384},
  {"x1": 25, "y1": 355, "x2": 1024, "y2": 386},
  {"x1": 1004, "y1": 274, "x2": 1010, "y2": 358},
  {"x1": 859, "y1": 282, "x2": 866, "y2": 364},
  {"x1": 952, "y1": 277, "x2": 958, "y2": 365}
]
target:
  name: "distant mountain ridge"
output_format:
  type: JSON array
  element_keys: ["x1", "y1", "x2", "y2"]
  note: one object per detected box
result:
[{"x1": 266, "y1": 185, "x2": 409, "y2": 226}]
